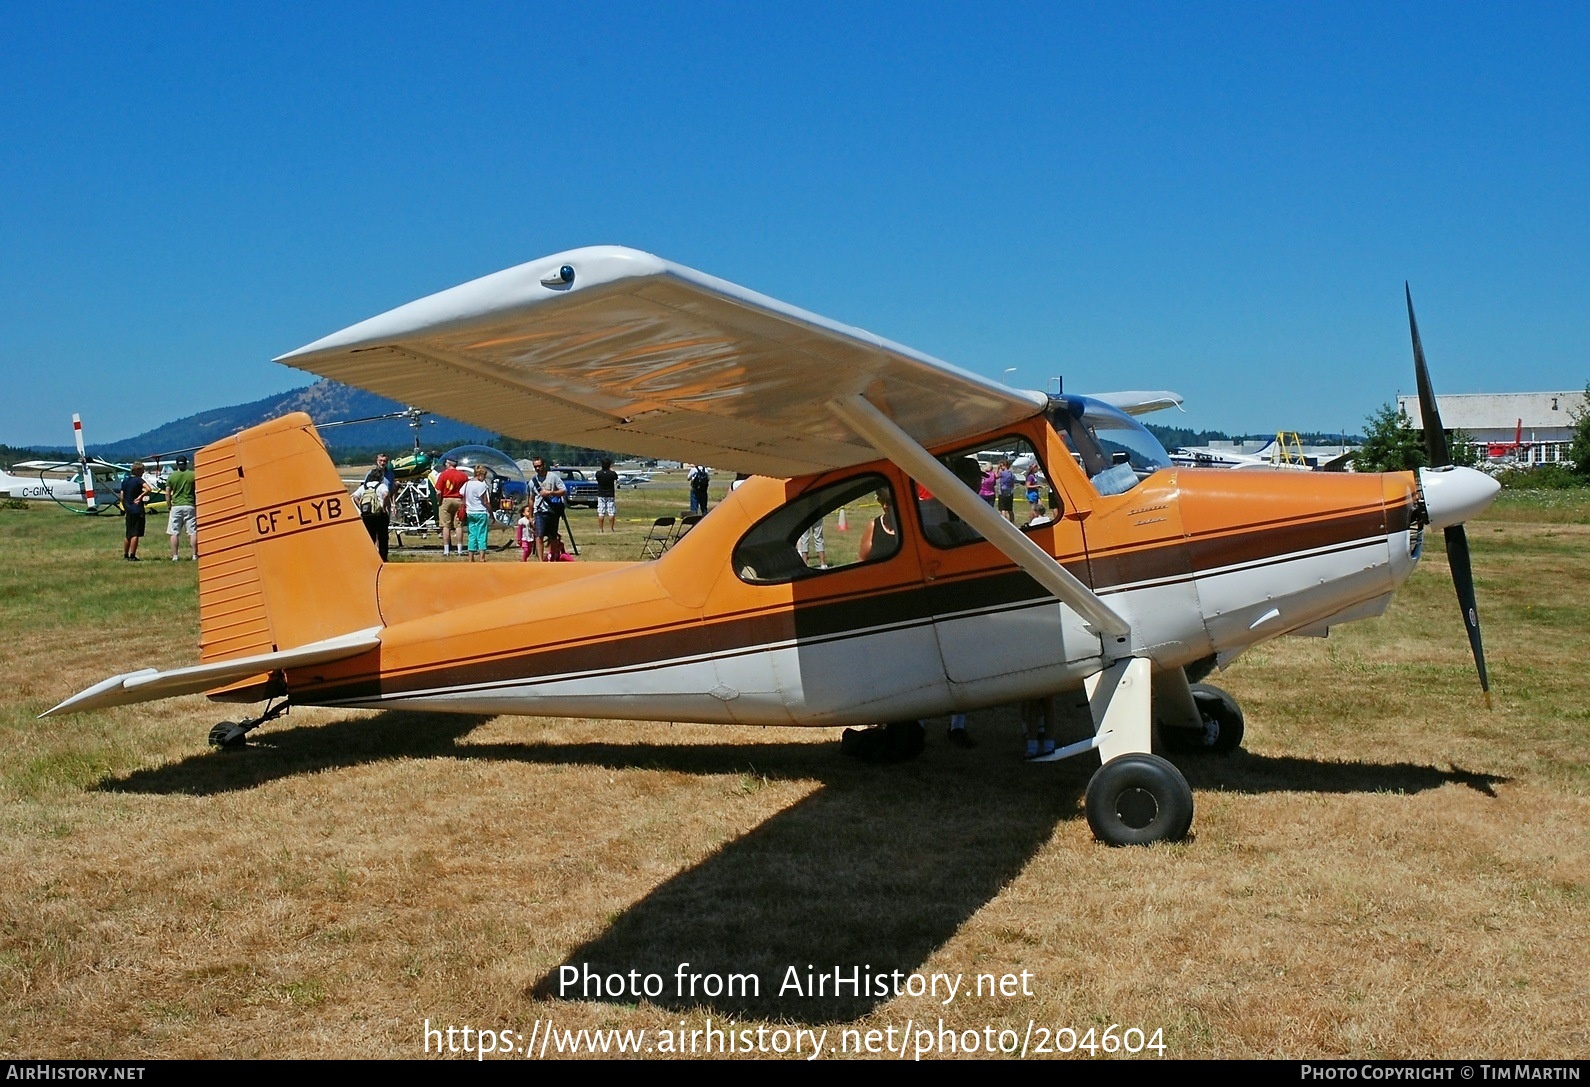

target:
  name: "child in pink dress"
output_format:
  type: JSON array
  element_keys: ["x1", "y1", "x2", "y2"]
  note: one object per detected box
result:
[{"x1": 515, "y1": 506, "x2": 533, "y2": 561}]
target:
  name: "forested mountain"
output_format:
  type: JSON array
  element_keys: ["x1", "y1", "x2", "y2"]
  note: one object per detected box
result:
[{"x1": 83, "y1": 381, "x2": 497, "y2": 461}]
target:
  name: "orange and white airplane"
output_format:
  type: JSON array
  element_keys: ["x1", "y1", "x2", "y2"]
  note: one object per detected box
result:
[{"x1": 46, "y1": 249, "x2": 1500, "y2": 845}]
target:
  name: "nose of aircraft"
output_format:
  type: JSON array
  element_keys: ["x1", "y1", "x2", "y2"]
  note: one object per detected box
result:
[{"x1": 1418, "y1": 465, "x2": 1500, "y2": 530}]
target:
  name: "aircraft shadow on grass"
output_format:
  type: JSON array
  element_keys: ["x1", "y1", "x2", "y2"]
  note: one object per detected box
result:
[
  {"x1": 520, "y1": 745, "x2": 1505, "y2": 1024},
  {"x1": 95, "y1": 707, "x2": 1507, "y2": 803},
  {"x1": 98, "y1": 708, "x2": 1506, "y2": 1024}
]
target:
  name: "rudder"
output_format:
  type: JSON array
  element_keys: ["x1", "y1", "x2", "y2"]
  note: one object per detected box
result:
[{"x1": 196, "y1": 413, "x2": 382, "y2": 662}]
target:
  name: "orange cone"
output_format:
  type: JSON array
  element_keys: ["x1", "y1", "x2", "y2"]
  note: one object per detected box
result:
[{"x1": 836, "y1": 507, "x2": 849, "y2": 531}]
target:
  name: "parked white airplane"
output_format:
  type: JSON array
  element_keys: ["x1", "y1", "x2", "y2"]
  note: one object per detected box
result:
[
  {"x1": 0, "y1": 464, "x2": 89, "y2": 502},
  {"x1": 1169, "y1": 436, "x2": 1314, "y2": 471},
  {"x1": 4, "y1": 416, "x2": 113, "y2": 509}
]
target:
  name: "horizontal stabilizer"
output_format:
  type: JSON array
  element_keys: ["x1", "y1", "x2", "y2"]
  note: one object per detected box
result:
[{"x1": 41, "y1": 628, "x2": 382, "y2": 717}]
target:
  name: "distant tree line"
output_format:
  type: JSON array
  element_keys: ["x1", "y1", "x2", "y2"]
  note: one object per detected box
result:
[
  {"x1": 322, "y1": 438, "x2": 625, "y2": 467},
  {"x1": 1144, "y1": 425, "x2": 1362, "y2": 450},
  {"x1": 0, "y1": 443, "x2": 64, "y2": 465},
  {"x1": 488, "y1": 436, "x2": 624, "y2": 466}
]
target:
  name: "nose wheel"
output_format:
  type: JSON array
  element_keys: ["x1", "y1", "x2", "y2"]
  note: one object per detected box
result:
[
  {"x1": 1085, "y1": 753, "x2": 1194, "y2": 846},
  {"x1": 1162, "y1": 682, "x2": 1245, "y2": 755}
]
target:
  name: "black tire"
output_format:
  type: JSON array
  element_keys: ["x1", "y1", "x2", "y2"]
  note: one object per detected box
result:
[
  {"x1": 1191, "y1": 683, "x2": 1244, "y2": 753},
  {"x1": 1163, "y1": 683, "x2": 1245, "y2": 754},
  {"x1": 883, "y1": 719, "x2": 926, "y2": 762},
  {"x1": 208, "y1": 722, "x2": 247, "y2": 750},
  {"x1": 1085, "y1": 753, "x2": 1194, "y2": 846},
  {"x1": 839, "y1": 720, "x2": 925, "y2": 764}
]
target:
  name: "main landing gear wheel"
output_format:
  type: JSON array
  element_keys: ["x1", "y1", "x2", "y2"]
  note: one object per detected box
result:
[
  {"x1": 839, "y1": 720, "x2": 926, "y2": 763},
  {"x1": 1085, "y1": 753, "x2": 1194, "y2": 846},
  {"x1": 1163, "y1": 682, "x2": 1245, "y2": 755}
]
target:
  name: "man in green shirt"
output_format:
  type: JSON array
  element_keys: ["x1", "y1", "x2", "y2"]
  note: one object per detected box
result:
[{"x1": 165, "y1": 455, "x2": 197, "y2": 561}]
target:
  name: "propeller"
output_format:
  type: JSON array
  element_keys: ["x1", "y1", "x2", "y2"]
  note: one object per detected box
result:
[
  {"x1": 72, "y1": 413, "x2": 97, "y2": 512},
  {"x1": 1406, "y1": 284, "x2": 1491, "y2": 706}
]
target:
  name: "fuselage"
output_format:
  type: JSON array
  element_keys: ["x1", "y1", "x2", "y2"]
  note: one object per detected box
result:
[
  {"x1": 0, "y1": 467, "x2": 91, "y2": 503},
  {"x1": 286, "y1": 411, "x2": 1422, "y2": 727}
]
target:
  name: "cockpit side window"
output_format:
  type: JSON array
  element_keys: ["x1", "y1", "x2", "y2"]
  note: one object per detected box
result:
[
  {"x1": 915, "y1": 436, "x2": 1058, "y2": 549},
  {"x1": 1048, "y1": 396, "x2": 1172, "y2": 497},
  {"x1": 733, "y1": 474, "x2": 898, "y2": 584}
]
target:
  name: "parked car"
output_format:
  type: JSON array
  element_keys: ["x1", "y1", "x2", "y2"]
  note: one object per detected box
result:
[{"x1": 552, "y1": 467, "x2": 601, "y2": 508}]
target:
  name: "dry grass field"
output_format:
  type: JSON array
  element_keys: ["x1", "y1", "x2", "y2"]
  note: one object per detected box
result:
[{"x1": 1, "y1": 479, "x2": 1585, "y2": 1059}]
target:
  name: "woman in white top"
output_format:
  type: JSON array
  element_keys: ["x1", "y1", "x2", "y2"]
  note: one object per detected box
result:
[{"x1": 462, "y1": 465, "x2": 492, "y2": 561}]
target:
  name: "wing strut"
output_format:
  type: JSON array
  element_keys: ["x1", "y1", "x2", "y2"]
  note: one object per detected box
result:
[{"x1": 826, "y1": 394, "x2": 1133, "y2": 649}]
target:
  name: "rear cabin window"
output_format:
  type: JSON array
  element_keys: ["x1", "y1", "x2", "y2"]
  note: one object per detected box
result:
[
  {"x1": 734, "y1": 475, "x2": 900, "y2": 583},
  {"x1": 916, "y1": 437, "x2": 1058, "y2": 549}
]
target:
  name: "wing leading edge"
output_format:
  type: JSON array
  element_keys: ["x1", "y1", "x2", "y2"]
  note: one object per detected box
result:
[{"x1": 277, "y1": 246, "x2": 1046, "y2": 478}]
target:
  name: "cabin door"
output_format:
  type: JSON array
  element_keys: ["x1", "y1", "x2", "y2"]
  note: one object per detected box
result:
[{"x1": 912, "y1": 433, "x2": 1104, "y2": 687}]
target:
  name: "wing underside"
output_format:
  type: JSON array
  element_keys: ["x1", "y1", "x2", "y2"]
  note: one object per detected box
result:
[{"x1": 277, "y1": 246, "x2": 1046, "y2": 477}]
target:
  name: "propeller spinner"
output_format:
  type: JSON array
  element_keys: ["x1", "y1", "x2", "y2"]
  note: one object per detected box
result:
[{"x1": 1406, "y1": 284, "x2": 1496, "y2": 705}]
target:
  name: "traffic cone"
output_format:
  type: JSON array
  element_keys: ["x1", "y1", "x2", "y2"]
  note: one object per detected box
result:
[{"x1": 836, "y1": 507, "x2": 849, "y2": 531}]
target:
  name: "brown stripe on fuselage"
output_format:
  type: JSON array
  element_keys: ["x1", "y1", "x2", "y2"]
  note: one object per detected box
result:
[
  {"x1": 291, "y1": 578, "x2": 940, "y2": 704},
  {"x1": 290, "y1": 498, "x2": 1405, "y2": 706},
  {"x1": 1087, "y1": 500, "x2": 1391, "y2": 590}
]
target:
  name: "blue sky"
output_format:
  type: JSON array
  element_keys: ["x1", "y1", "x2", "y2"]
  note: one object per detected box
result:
[{"x1": 3, "y1": 3, "x2": 1586, "y2": 446}]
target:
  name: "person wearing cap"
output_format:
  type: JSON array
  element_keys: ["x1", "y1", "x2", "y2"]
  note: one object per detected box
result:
[
  {"x1": 165, "y1": 455, "x2": 198, "y2": 561},
  {"x1": 433, "y1": 455, "x2": 469, "y2": 556}
]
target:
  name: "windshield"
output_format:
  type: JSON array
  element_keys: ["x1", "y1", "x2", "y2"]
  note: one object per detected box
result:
[{"x1": 1048, "y1": 395, "x2": 1171, "y2": 496}]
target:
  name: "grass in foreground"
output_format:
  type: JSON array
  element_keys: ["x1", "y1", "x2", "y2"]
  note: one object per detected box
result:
[{"x1": 0, "y1": 488, "x2": 1584, "y2": 1058}]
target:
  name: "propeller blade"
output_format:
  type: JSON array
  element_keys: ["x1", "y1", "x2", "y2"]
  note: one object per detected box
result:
[
  {"x1": 1406, "y1": 284, "x2": 1450, "y2": 467},
  {"x1": 72, "y1": 413, "x2": 97, "y2": 510},
  {"x1": 1408, "y1": 288, "x2": 1491, "y2": 703},
  {"x1": 1444, "y1": 524, "x2": 1491, "y2": 707}
]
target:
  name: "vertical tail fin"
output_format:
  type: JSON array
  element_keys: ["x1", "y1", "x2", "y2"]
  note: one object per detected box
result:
[{"x1": 196, "y1": 413, "x2": 382, "y2": 662}]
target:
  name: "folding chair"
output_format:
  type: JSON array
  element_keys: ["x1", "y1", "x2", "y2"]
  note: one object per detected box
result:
[
  {"x1": 639, "y1": 516, "x2": 675, "y2": 560},
  {"x1": 665, "y1": 513, "x2": 703, "y2": 551}
]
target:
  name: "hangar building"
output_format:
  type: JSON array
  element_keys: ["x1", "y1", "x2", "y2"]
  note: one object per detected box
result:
[{"x1": 1395, "y1": 390, "x2": 1585, "y2": 466}]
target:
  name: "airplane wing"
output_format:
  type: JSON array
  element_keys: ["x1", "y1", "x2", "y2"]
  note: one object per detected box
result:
[
  {"x1": 12, "y1": 457, "x2": 125, "y2": 469},
  {"x1": 278, "y1": 246, "x2": 1047, "y2": 478},
  {"x1": 41, "y1": 628, "x2": 381, "y2": 717},
  {"x1": 1091, "y1": 390, "x2": 1183, "y2": 416}
]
